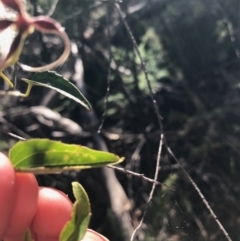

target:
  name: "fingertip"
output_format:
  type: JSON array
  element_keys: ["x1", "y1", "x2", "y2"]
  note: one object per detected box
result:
[
  {"x1": 31, "y1": 187, "x2": 73, "y2": 240},
  {"x1": 0, "y1": 153, "x2": 16, "y2": 238},
  {"x1": 3, "y1": 173, "x2": 39, "y2": 239}
]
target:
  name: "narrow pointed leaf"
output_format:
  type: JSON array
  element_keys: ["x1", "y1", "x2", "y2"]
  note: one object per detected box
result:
[
  {"x1": 22, "y1": 71, "x2": 91, "y2": 110},
  {"x1": 9, "y1": 139, "x2": 124, "y2": 174},
  {"x1": 60, "y1": 182, "x2": 91, "y2": 241}
]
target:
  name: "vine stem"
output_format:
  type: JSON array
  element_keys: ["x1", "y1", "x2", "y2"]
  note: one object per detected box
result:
[
  {"x1": 130, "y1": 134, "x2": 164, "y2": 241},
  {"x1": 115, "y1": 2, "x2": 232, "y2": 241},
  {"x1": 98, "y1": 4, "x2": 112, "y2": 133},
  {"x1": 115, "y1": 3, "x2": 164, "y2": 240},
  {"x1": 108, "y1": 156, "x2": 175, "y2": 191},
  {"x1": 167, "y1": 147, "x2": 232, "y2": 241},
  {"x1": 0, "y1": 82, "x2": 33, "y2": 97},
  {"x1": 114, "y1": 3, "x2": 163, "y2": 128},
  {"x1": 20, "y1": 83, "x2": 33, "y2": 97},
  {"x1": 0, "y1": 72, "x2": 14, "y2": 88}
]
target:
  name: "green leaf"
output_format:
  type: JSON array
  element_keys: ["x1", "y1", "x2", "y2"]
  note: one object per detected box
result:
[
  {"x1": 60, "y1": 182, "x2": 91, "y2": 241},
  {"x1": 22, "y1": 71, "x2": 92, "y2": 110},
  {"x1": 23, "y1": 229, "x2": 34, "y2": 241},
  {"x1": 9, "y1": 139, "x2": 124, "y2": 174}
]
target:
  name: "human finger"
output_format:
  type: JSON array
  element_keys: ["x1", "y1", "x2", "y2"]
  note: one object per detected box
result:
[
  {"x1": 0, "y1": 153, "x2": 16, "y2": 239},
  {"x1": 31, "y1": 187, "x2": 73, "y2": 241},
  {"x1": 3, "y1": 173, "x2": 39, "y2": 241}
]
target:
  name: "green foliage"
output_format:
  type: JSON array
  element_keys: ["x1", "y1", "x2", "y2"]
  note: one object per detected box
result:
[
  {"x1": 60, "y1": 182, "x2": 91, "y2": 241},
  {"x1": 9, "y1": 139, "x2": 124, "y2": 174},
  {"x1": 137, "y1": 28, "x2": 168, "y2": 91},
  {"x1": 23, "y1": 182, "x2": 92, "y2": 241},
  {"x1": 2, "y1": 0, "x2": 240, "y2": 240},
  {"x1": 22, "y1": 71, "x2": 92, "y2": 110}
]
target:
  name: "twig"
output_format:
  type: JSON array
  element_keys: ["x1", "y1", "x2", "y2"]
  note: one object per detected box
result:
[
  {"x1": 98, "y1": 4, "x2": 112, "y2": 133},
  {"x1": 7, "y1": 132, "x2": 26, "y2": 141},
  {"x1": 126, "y1": 137, "x2": 146, "y2": 198},
  {"x1": 0, "y1": 90, "x2": 22, "y2": 96},
  {"x1": 115, "y1": 3, "x2": 164, "y2": 240},
  {"x1": 115, "y1": 3, "x2": 232, "y2": 241},
  {"x1": 47, "y1": 0, "x2": 59, "y2": 17},
  {"x1": 192, "y1": 211, "x2": 208, "y2": 239},
  {"x1": 108, "y1": 161, "x2": 174, "y2": 191},
  {"x1": 114, "y1": 3, "x2": 163, "y2": 126},
  {"x1": 0, "y1": 117, "x2": 31, "y2": 140},
  {"x1": 130, "y1": 137, "x2": 146, "y2": 162},
  {"x1": 130, "y1": 134, "x2": 164, "y2": 241},
  {"x1": 166, "y1": 146, "x2": 232, "y2": 241}
]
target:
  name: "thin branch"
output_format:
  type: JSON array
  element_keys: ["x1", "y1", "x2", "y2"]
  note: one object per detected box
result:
[
  {"x1": 130, "y1": 134, "x2": 164, "y2": 241},
  {"x1": 115, "y1": 2, "x2": 163, "y2": 126},
  {"x1": 166, "y1": 146, "x2": 232, "y2": 241},
  {"x1": 108, "y1": 160, "x2": 174, "y2": 191},
  {"x1": 115, "y1": 3, "x2": 232, "y2": 241},
  {"x1": 125, "y1": 136, "x2": 145, "y2": 175},
  {"x1": 192, "y1": 211, "x2": 208, "y2": 240},
  {"x1": 7, "y1": 132, "x2": 26, "y2": 141},
  {"x1": 47, "y1": 0, "x2": 59, "y2": 17},
  {"x1": 0, "y1": 117, "x2": 31, "y2": 139},
  {"x1": 130, "y1": 137, "x2": 146, "y2": 162},
  {"x1": 115, "y1": 3, "x2": 164, "y2": 240},
  {"x1": 125, "y1": 137, "x2": 146, "y2": 198},
  {"x1": 98, "y1": 4, "x2": 112, "y2": 133},
  {"x1": 0, "y1": 90, "x2": 22, "y2": 96}
]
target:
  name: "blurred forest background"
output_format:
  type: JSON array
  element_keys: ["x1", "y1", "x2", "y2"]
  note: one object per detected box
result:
[{"x1": 1, "y1": 0, "x2": 240, "y2": 240}]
